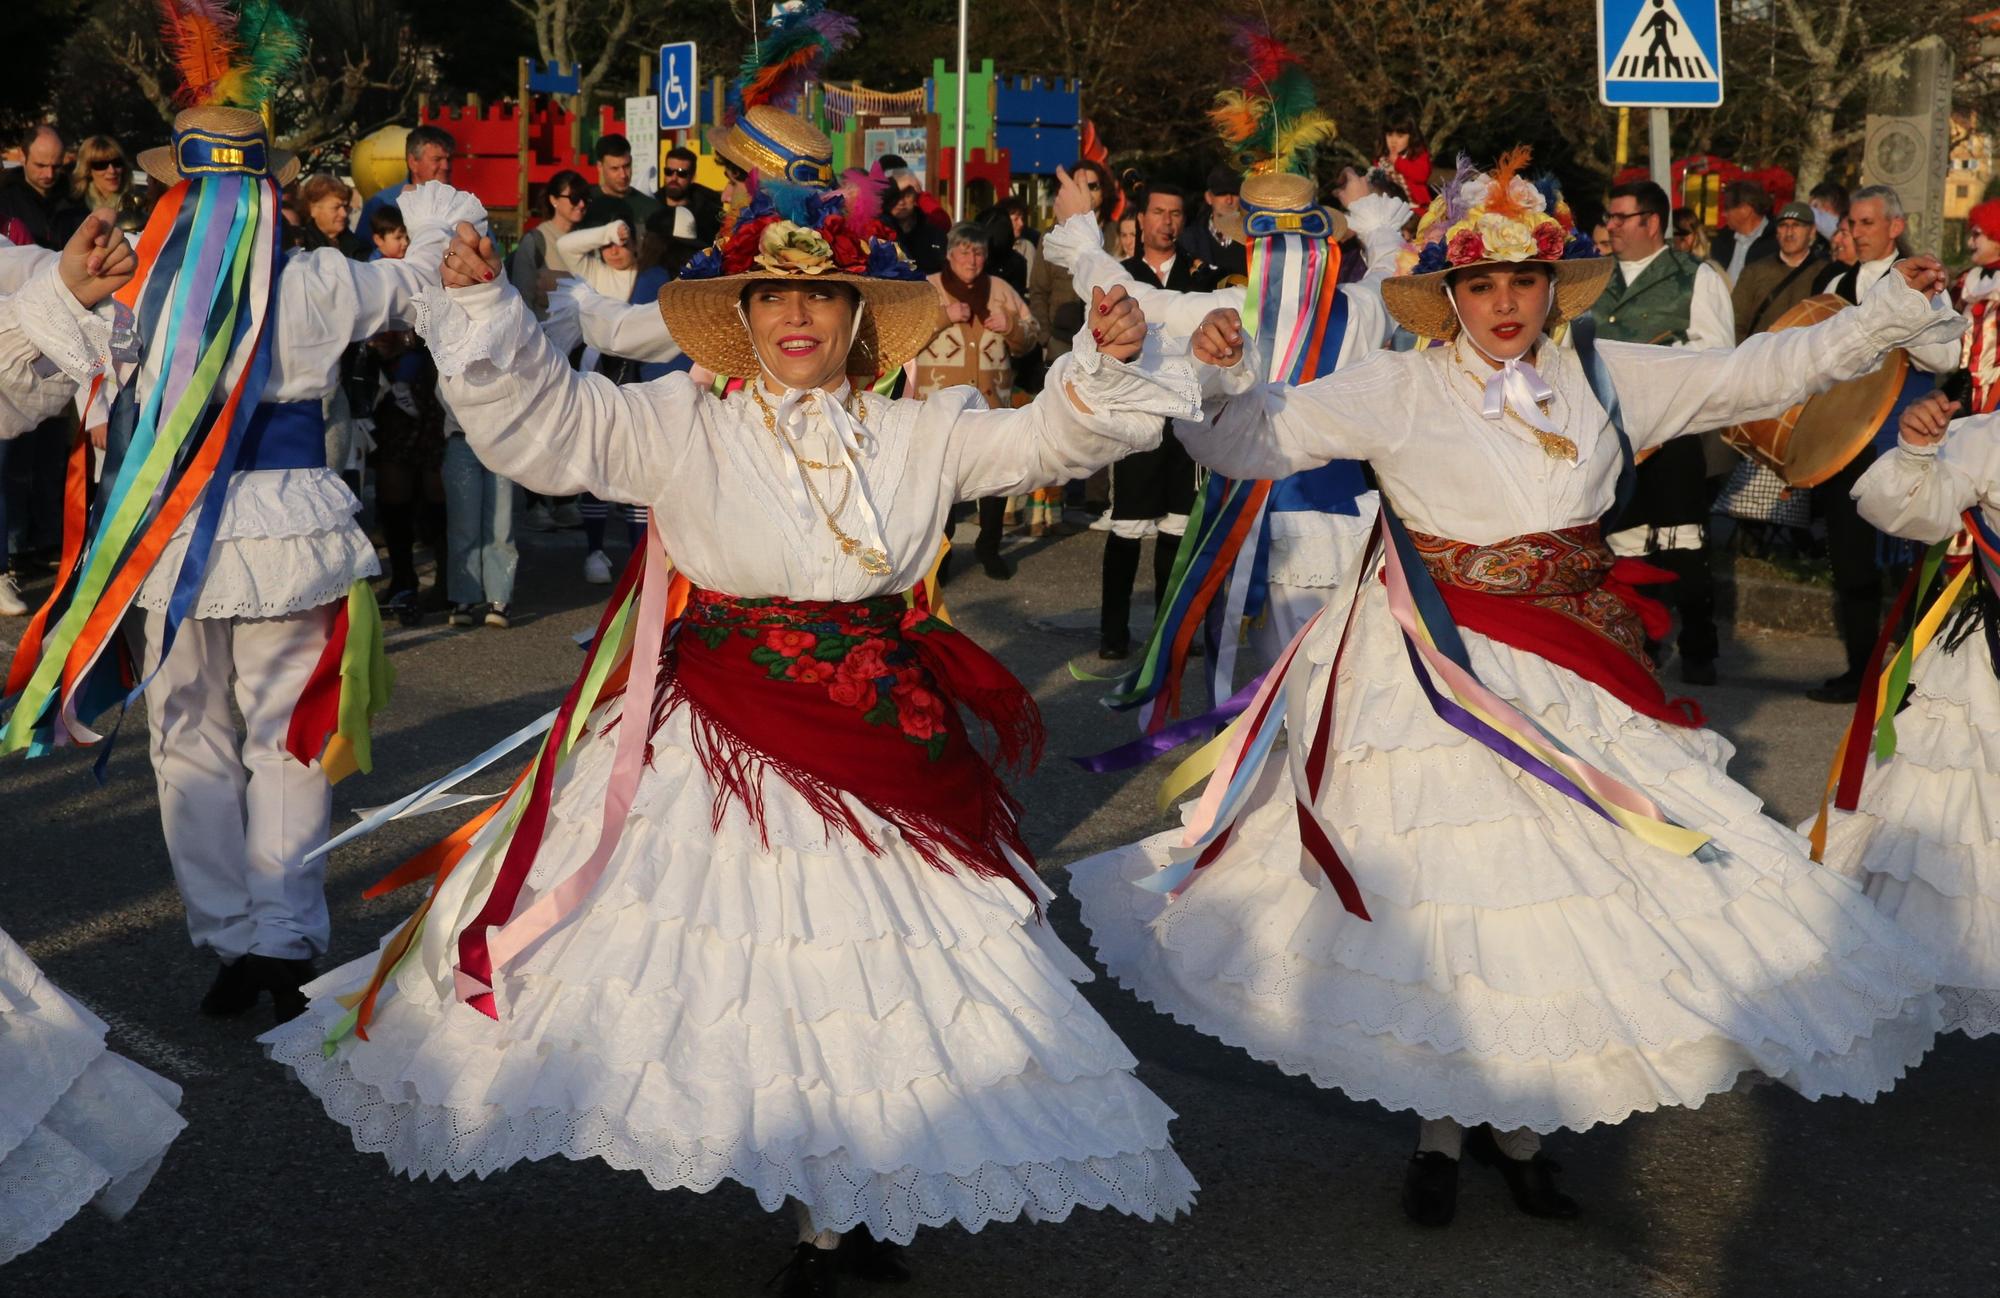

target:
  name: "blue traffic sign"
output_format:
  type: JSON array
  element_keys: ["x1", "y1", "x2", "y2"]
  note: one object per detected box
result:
[
  {"x1": 658, "y1": 42, "x2": 698, "y2": 132},
  {"x1": 1597, "y1": 0, "x2": 1724, "y2": 108}
]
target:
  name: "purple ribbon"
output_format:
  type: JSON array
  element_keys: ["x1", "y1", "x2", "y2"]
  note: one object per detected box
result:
[{"x1": 1072, "y1": 670, "x2": 1270, "y2": 773}]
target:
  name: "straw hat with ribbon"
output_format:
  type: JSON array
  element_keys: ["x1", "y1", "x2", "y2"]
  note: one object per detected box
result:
[
  {"x1": 138, "y1": 104, "x2": 299, "y2": 189},
  {"x1": 712, "y1": 1, "x2": 853, "y2": 186},
  {"x1": 1380, "y1": 148, "x2": 1612, "y2": 342}
]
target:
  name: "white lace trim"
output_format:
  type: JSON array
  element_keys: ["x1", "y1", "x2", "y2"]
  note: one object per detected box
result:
[
  {"x1": 268, "y1": 1019, "x2": 1194, "y2": 1244},
  {"x1": 1940, "y1": 985, "x2": 2000, "y2": 1039},
  {"x1": 11, "y1": 264, "x2": 109, "y2": 386},
  {"x1": 134, "y1": 526, "x2": 376, "y2": 617},
  {"x1": 0, "y1": 931, "x2": 185, "y2": 1264},
  {"x1": 415, "y1": 284, "x2": 539, "y2": 379}
]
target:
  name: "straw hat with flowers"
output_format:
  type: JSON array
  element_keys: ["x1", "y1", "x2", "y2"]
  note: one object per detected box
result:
[{"x1": 1381, "y1": 148, "x2": 1613, "y2": 341}]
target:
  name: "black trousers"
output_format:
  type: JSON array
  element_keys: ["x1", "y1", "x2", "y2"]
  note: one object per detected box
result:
[
  {"x1": 1812, "y1": 447, "x2": 1884, "y2": 679},
  {"x1": 1608, "y1": 438, "x2": 1717, "y2": 665}
]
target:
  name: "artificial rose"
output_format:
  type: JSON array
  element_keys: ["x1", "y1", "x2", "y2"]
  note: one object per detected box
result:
[
  {"x1": 892, "y1": 681, "x2": 947, "y2": 740},
  {"x1": 1445, "y1": 227, "x2": 1486, "y2": 267},
  {"x1": 1532, "y1": 220, "x2": 1568, "y2": 260},
  {"x1": 720, "y1": 214, "x2": 779, "y2": 275},
  {"x1": 1507, "y1": 175, "x2": 1547, "y2": 215},
  {"x1": 765, "y1": 627, "x2": 818, "y2": 655},
  {"x1": 819, "y1": 214, "x2": 868, "y2": 273},
  {"x1": 754, "y1": 221, "x2": 836, "y2": 275},
  {"x1": 1474, "y1": 212, "x2": 1535, "y2": 263},
  {"x1": 1457, "y1": 174, "x2": 1493, "y2": 212}
]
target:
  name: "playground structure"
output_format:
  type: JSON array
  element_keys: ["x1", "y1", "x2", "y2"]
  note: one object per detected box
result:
[
  {"x1": 388, "y1": 55, "x2": 1086, "y2": 235},
  {"x1": 1613, "y1": 153, "x2": 1797, "y2": 228}
]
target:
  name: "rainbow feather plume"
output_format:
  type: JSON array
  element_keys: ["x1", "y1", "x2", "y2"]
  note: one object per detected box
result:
[
  {"x1": 727, "y1": 0, "x2": 857, "y2": 119},
  {"x1": 1210, "y1": 19, "x2": 1335, "y2": 177},
  {"x1": 159, "y1": 0, "x2": 300, "y2": 110}
]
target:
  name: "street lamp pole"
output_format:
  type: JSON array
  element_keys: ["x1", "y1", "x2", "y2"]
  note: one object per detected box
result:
[{"x1": 953, "y1": 0, "x2": 968, "y2": 220}]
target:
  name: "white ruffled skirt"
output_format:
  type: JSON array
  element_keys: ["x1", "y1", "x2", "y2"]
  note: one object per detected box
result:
[
  {"x1": 1069, "y1": 584, "x2": 1942, "y2": 1134},
  {"x1": 262, "y1": 699, "x2": 1196, "y2": 1243},
  {"x1": 0, "y1": 927, "x2": 185, "y2": 1265},
  {"x1": 1812, "y1": 632, "x2": 2000, "y2": 1038},
  {"x1": 136, "y1": 467, "x2": 378, "y2": 619}
]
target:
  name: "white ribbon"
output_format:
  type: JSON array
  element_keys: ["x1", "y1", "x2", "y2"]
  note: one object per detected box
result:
[
  {"x1": 766, "y1": 382, "x2": 892, "y2": 567},
  {"x1": 1476, "y1": 354, "x2": 1564, "y2": 436}
]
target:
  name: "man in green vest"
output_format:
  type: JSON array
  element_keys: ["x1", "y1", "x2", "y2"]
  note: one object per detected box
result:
[{"x1": 1592, "y1": 179, "x2": 1737, "y2": 686}]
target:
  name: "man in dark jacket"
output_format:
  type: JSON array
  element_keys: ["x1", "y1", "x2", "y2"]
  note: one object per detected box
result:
[
  {"x1": 0, "y1": 125, "x2": 83, "y2": 249},
  {"x1": 1178, "y1": 164, "x2": 1246, "y2": 283},
  {"x1": 645, "y1": 145, "x2": 723, "y2": 275},
  {"x1": 1100, "y1": 183, "x2": 1218, "y2": 657},
  {"x1": 1730, "y1": 201, "x2": 1827, "y2": 339},
  {"x1": 1710, "y1": 179, "x2": 1778, "y2": 286}
]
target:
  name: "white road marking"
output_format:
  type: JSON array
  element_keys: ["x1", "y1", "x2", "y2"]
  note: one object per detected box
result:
[{"x1": 71, "y1": 996, "x2": 217, "y2": 1080}]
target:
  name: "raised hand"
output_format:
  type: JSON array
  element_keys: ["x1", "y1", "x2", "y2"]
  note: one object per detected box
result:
[
  {"x1": 59, "y1": 209, "x2": 137, "y2": 308},
  {"x1": 1894, "y1": 255, "x2": 1947, "y2": 299},
  {"x1": 1091, "y1": 284, "x2": 1146, "y2": 363},
  {"x1": 1898, "y1": 390, "x2": 1959, "y2": 447},
  {"x1": 1191, "y1": 307, "x2": 1245, "y2": 368},
  {"x1": 1052, "y1": 165, "x2": 1096, "y2": 226},
  {"x1": 441, "y1": 220, "x2": 500, "y2": 289}
]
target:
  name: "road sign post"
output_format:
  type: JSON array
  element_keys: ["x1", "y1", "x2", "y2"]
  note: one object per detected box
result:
[
  {"x1": 1598, "y1": 0, "x2": 1724, "y2": 196},
  {"x1": 658, "y1": 42, "x2": 698, "y2": 134}
]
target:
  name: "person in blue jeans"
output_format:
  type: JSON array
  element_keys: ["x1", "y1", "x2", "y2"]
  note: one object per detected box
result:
[{"x1": 442, "y1": 409, "x2": 518, "y2": 627}]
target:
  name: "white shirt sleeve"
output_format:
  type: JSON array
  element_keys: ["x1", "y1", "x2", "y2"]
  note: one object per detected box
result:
[
  {"x1": 1177, "y1": 347, "x2": 1413, "y2": 479},
  {"x1": 418, "y1": 278, "x2": 696, "y2": 505},
  {"x1": 1604, "y1": 271, "x2": 1966, "y2": 453},
  {"x1": 1853, "y1": 414, "x2": 2000, "y2": 544},
  {"x1": 1040, "y1": 213, "x2": 1243, "y2": 338},
  {"x1": 1684, "y1": 262, "x2": 1736, "y2": 352},
  {"x1": 563, "y1": 280, "x2": 684, "y2": 363}
]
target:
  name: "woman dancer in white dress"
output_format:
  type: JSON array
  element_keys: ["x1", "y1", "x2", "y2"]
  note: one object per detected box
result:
[
  {"x1": 261, "y1": 124, "x2": 1200, "y2": 1296},
  {"x1": 1067, "y1": 155, "x2": 1960, "y2": 1227},
  {"x1": 1814, "y1": 388, "x2": 2000, "y2": 1038},
  {"x1": 0, "y1": 217, "x2": 187, "y2": 1263}
]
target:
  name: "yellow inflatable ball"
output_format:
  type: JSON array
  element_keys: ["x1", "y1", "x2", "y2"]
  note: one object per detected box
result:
[{"x1": 351, "y1": 126, "x2": 413, "y2": 200}]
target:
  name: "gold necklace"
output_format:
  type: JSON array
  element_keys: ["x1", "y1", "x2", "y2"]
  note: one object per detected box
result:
[{"x1": 748, "y1": 384, "x2": 892, "y2": 576}]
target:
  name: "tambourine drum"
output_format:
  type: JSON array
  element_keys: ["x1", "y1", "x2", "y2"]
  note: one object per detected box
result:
[{"x1": 1723, "y1": 294, "x2": 1908, "y2": 488}]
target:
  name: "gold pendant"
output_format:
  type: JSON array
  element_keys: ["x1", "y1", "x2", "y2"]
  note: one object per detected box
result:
[
  {"x1": 858, "y1": 547, "x2": 893, "y2": 576},
  {"x1": 1535, "y1": 430, "x2": 1579, "y2": 462}
]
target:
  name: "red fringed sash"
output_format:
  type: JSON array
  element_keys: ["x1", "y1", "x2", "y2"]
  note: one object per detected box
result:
[
  {"x1": 1406, "y1": 523, "x2": 1706, "y2": 728},
  {"x1": 654, "y1": 588, "x2": 1045, "y2": 904}
]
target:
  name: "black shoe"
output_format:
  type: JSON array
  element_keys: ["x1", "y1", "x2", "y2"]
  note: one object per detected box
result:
[
  {"x1": 836, "y1": 1233, "x2": 911, "y2": 1283},
  {"x1": 979, "y1": 553, "x2": 1013, "y2": 580},
  {"x1": 199, "y1": 957, "x2": 260, "y2": 1017},
  {"x1": 771, "y1": 1243, "x2": 839, "y2": 1297},
  {"x1": 242, "y1": 954, "x2": 316, "y2": 1025},
  {"x1": 1807, "y1": 672, "x2": 1862, "y2": 705},
  {"x1": 1680, "y1": 658, "x2": 1717, "y2": 687},
  {"x1": 1097, "y1": 639, "x2": 1131, "y2": 661},
  {"x1": 1464, "y1": 1125, "x2": 1580, "y2": 1219},
  {"x1": 1401, "y1": 1150, "x2": 1458, "y2": 1227}
]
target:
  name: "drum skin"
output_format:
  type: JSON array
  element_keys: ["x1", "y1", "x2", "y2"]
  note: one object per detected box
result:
[{"x1": 1723, "y1": 294, "x2": 1908, "y2": 488}]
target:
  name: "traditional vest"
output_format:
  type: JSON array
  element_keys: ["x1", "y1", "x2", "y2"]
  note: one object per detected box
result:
[{"x1": 1593, "y1": 248, "x2": 1701, "y2": 347}]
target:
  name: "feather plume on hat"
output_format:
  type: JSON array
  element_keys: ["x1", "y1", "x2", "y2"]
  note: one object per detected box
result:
[
  {"x1": 1207, "y1": 20, "x2": 1336, "y2": 178},
  {"x1": 726, "y1": 0, "x2": 858, "y2": 122}
]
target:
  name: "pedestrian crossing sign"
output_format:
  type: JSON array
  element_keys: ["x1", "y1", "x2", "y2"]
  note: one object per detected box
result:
[{"x1": 1598, "y1": 0, "x2": 1724, "y2": 108}]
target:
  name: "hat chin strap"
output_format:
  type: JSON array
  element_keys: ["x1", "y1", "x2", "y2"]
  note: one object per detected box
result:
[{"x1": 1446, "y1": 283, "x2": 1564, "y2": 438}]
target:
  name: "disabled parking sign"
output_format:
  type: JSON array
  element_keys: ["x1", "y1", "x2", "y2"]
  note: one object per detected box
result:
[{"x1": 1598, "y1": 0, "x2": 1724, "y2": 108}]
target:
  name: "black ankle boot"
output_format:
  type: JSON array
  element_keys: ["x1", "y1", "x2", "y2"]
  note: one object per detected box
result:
[
  {"x1": 199, "y1": 957, "x2": 260, "y2": 1017},
  {"x1": 1400, "y1": 1150, "x2": 1458, "y2": 1227},
  {"x1": 1465, "y1": 1125, "x2": 1580, "y2": 1219},
  {"x1": 771, "y1": 1242, "x2": 839, "y2": 1297},
  {"x1": 243, "y1": 954, "x2": 316, "y2": 1025},
  {"x1": 836, "y1": 1231, "x2": 911, "y2": 1283}
]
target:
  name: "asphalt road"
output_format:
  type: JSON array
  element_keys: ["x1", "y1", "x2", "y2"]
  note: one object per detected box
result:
[{"x1": 3, "y1": 523, "x2": 1995, "y2": 1298}]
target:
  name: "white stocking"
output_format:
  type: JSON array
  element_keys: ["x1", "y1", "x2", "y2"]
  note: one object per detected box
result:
[
  {"x1": 1416, "y1": 1117, "x2": 1464, "y2": 1159},
  {"x1": 1492, "y1": 1126, "x2": 1543, "y2": 1161}
]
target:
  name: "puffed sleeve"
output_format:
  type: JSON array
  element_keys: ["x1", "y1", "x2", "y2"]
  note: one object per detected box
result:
[
  {"x1": 288, "y1": 181, "x2": 487, "y2": 348},
  {"x1": 1854, "y1": 414, "x2": 2000, "y2": 545},
  {"x1": 414, "y1": 277, "x2": 695, "y2": 505},
  {"x1": 558, "y1": 279, "x2": 685, "y2": 363},
  {"x1": 1603, "y1": 271, "x2": 1966, "y2": 453},
  {"x1": 1175, "y1": 346, "x2": 1413, "y2": 480},
  {"x1": 941, "y1": 325, "x2": 1203, "y2": 500},
  {"x1": 0, "y1": 286, "x2": 77, "y2": 438}
]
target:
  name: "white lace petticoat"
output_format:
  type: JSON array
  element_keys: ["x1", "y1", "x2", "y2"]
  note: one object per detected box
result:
[
  {"x1": 1068, "y1": 578, "x2": 1943, "y2": 1134},
  {"x1": 0, "y1": 928, "x2": 186, "y2": 1264},
  {"x1": 262, "y1": 698, "x2": 1197, "y2": 1243},
  {"x1": 1810, "y1": 631, "x2": 2000, "y2": 1038}
]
